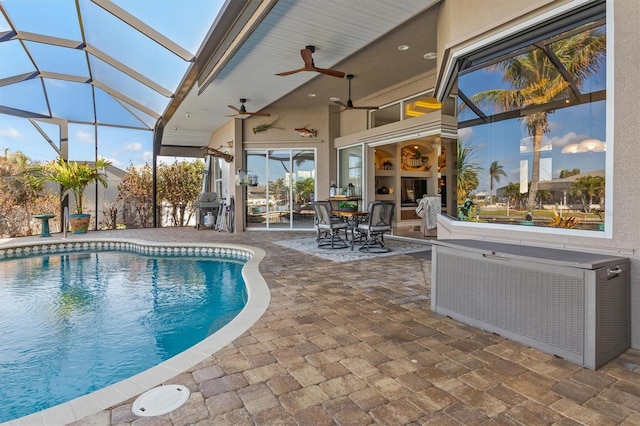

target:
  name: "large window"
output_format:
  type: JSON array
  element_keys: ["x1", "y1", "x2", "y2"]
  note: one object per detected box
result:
[
  {"x1": 245, "y1": 149, "x2": 316, "y2": 230},
  {"x1": 455, "y1": 9, "x2": 606, "y2": 232},
  {"x1": 338, "y1": 145, "x2": 363, "y2": 197},
  {"x1": 370, "y1": 90, "x2": 455, "y2": 128}
]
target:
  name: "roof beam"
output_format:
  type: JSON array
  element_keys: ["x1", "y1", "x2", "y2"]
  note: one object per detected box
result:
[
  {"x1": 92, "y1": 81, "x2": 161, "y2": 119},
  {"x1": 0, "y1": 105, "x2": 50, "y2": 119},
  {"x1": 85, "y1": 45, "x2": 174, "y2": 97},
  {"x1": 0, "y1": 71, "x2": 39, "y2": 88},
  {"x1": 16, "y1": 31, "x2": 84, "y2": 49},
  {"x1": 39, "y1": 71, "x2": 91, "y2": 84},
  {"x1": 91, "y1": 0, "x2": 194, "y2": 61}
]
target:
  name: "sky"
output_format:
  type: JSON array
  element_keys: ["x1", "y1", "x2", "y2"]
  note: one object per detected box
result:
[
  {"x1": 456, "y1": 37, "x2": 607, "y2": 195},
  {"x1": 0, "y1": 0, "x2": 225, "y2": 169}
]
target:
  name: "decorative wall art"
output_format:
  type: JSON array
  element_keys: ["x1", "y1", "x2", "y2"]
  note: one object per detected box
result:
[
  {"x1": 401, "y1": 146, "x2": 431, "y2": 171},
  {"x1": 252, "y1": 116, "x2": 282, "y2": 134},
  {"x1": 294, "y1": 126, "x2": 317, "y2": 137}
]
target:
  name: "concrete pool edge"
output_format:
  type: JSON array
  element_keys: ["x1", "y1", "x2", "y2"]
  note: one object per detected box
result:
[{"x1": 1, "y1": 238, "x2": 270, "y2": 426}]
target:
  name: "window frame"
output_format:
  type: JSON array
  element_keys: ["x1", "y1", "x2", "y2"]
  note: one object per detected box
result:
[{"x1": 444, "y1": 0, "x2": 611, "y2": 238}]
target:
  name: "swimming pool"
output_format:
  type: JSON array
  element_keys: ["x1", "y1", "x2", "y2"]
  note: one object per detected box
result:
[{"x1": 0, "y1": 239, "x2": 269, "y2": 425}]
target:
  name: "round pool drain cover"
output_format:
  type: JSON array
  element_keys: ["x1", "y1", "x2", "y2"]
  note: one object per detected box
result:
[{"x1": 132, "y1": 385, "x2": 190, "y2": 417}]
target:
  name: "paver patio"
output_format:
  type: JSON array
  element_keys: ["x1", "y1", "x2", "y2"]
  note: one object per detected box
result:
[{"x1": 3, "y1": 227, "x2": 640, "y2": 425}]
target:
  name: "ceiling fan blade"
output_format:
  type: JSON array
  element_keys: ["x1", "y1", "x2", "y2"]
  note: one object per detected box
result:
[
  {"x1": 227, "y1": 105, "x2": 242, "y2": 113},
  {"x1": 276, "y1": 67, "x2": 306, "y2": 76},
  {"x1": 314, "y1": 67, "x2": 345, "y2": 78},
  {"x1": 334, "y1": 101, "x2": 377, "y2": 111},
  {"x1": 249, "y1": 111, "x2": 271, "y2": 117},
  {"x1": 351, "y1": 105, "x2": 379, "y2": 110}
]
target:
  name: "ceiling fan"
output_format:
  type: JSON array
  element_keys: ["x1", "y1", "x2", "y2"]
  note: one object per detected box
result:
[
  {"x1": 334, "y1": 74, "x2": 378, "y2": 111},
  {"x1": 227, "y1": 99, "x2": 270, "y2": 117},
  {"x1": 276, "y1": 45, "x2": 345, "y2": 78}
]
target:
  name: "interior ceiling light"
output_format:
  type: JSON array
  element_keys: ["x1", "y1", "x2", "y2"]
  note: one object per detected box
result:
[
  {"x1": 329, "y1": 97, "x2": 340, "y2": 102},
  {"x1": 398, "y1": 45, "x2": 409, "y2": 51},
  {"x1": 415, "y1": 99, "x2": 442, "y2": 109},
  {"x1": 423, "y1": 52, "x2": 437, "y2": 59},
  {"x1": 308, "y1": 93, "x2": 316, "y2": 97},
  {"x1": 405, "y1": 107, "x2": 424, "y2": 117}
]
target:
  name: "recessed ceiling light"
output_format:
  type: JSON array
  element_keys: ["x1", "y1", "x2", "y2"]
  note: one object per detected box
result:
[
  {"x1": 308, "y1": 93, "x2": 316, "y2": 97},
  {"x1": 423, "y1": 52, "x2": 437, "y2": 60},
  {"x1": 398, "y1": 45, "x2": 409, "y2": 51},
  {"x1": 329, "y1": 97, "x2": 340, "y2": 102}
]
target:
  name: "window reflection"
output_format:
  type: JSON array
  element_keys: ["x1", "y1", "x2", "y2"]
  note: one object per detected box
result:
[
  {"x1": 339, "y1": 146, "x2": 362, "y2": 197},
  {"x1": 456, "y1": 22, "x2": 606, "y2": 231}
]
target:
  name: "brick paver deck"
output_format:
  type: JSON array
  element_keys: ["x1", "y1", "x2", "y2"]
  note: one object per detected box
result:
[{"x1": 3, "y1": 227, "x2": 640, "y2": 425}]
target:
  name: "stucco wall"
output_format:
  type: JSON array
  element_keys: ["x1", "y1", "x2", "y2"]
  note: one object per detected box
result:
[{"x1": 436, "y1": 0, "x2": 640, "y2": 347}]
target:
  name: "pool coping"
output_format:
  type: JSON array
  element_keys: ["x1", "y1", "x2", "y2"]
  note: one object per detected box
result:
[{"x1": 1, "y1": 238, "x2": 270, "y2": 426}]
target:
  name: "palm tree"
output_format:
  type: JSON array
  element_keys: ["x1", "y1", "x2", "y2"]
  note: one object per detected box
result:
[
  {"x1": 559, "y1": 168, "x2": 581, "y2": 179},
  {"x1": 456, "y1": 138, "x2": 484, "y2": 205},
  {"x1": 488, "y1": 161, "x2": 507, "y2": 205},
  {"x1": 466, "y1": 27, "x2": 605, "y2": 212},
  {"x1": 571, "y1": 175, "x2": 605, "y2": 212},
  {"x1": 503, "y1": 182, "x2": 526, "y2": 210}
]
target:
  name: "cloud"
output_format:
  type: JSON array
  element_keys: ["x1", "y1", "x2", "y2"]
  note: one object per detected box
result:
[
  {"x1": 458, "y1": 127, "x2": 474, "y2": 139},
  {"x1": 76, "y1": 129, "x2": 93, "y2": 143},
  {"x1": 141, "y1": 151, "x2": 153, "y2": 164},
  {"x1": 124, "y1": 142, "x2": 143, "y2": 152},
  {"x1": 551, "y1": 131, "x2": 584, "y2": 148},
  {"x1": 0, "y1": 127, "x2": 22, "y2": 138},
  {"x1": 106, "y1": 157, "x2": 123, "y2": 168}
]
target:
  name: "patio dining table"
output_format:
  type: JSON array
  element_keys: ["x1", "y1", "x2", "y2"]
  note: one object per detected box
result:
[{"x1": 331, "y1": 210, "x2": 368, "y2": 241}]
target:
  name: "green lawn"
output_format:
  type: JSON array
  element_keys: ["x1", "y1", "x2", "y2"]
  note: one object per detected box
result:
[{"x1": 478, "y1": 208, "x2": 602, "y2": 221}]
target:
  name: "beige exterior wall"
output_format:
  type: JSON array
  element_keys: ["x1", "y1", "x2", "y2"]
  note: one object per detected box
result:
[
  {"x1": 209, "y1": 119, "x2": 242, "y2": 230},
  {"x1": 435, "y1": 0, "x2": 640, "y2": 347},
  {"x1": 241, "y1": 104, "x2": 334, "y2": 199},
  {"x1": 207, "y1": 0, "x2": 640, "y2": 346}
]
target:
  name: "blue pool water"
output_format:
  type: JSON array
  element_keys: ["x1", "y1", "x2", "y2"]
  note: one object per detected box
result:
[{"x1": 0, "y1": 250, "x2": 247, "y2": 423}]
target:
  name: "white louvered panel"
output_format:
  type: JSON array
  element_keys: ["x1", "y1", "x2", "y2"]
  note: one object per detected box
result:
[{"x1": 432, "y1": 240, "x2": 630, "y2": 370}]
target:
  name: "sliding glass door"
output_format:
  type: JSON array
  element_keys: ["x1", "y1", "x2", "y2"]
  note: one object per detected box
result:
[{"x1": 245, "y1": 149, "x2": 316, "y2": 230}]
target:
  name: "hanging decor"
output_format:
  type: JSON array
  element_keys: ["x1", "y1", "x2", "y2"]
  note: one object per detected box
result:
[
  {"x1": 235, "y1": 169, "x2": 248, "y2": 186},
  {"x1": 202, "y1": 146, "x2": 233, "y2": 163},
  {"x1": 248, "y1": 172, "x2": 259, "y2": 187},
  {"x1": 253, "y1": 116, "x2": 282, "y2": 134},
  {"x1": 294, "y1": 126, "x2": 317, "y2": 137}
]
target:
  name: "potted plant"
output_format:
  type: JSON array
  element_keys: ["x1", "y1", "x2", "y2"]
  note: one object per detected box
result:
[
  {"x1": 338, "y1": 201, "x2": 358, "y2": 212},
  {"x1": 36, "y1": 158, "x2": 112, "y2": 233}
]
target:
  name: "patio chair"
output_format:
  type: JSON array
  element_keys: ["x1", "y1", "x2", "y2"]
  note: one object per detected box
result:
[
  {"x1": 351, "y1": 201, "x2": 395, "y2": 252},
  {"x1": 312, "y1": 201, "x2": 349, "y2": 249}
]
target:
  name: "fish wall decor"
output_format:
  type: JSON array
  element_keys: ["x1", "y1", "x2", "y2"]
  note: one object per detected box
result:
[{"x1": 294, "y1": 126, "x2": 317, "y2": 137}]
